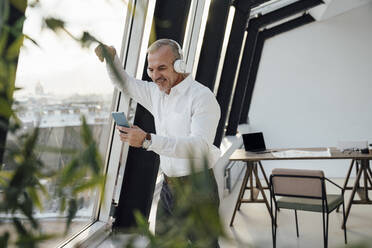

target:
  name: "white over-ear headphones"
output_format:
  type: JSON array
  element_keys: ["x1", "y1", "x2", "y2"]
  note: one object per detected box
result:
[
  {"x1": 147, "y1": 39, "x2": 187, "y2": 78},
  {"x1": 169, "y1": 39, "x2": 187, "y2": 74}
]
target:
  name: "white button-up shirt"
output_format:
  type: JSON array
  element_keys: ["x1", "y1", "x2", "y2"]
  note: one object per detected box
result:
[{"x1": 108, "y1": 56, "x2": 221, "y2": 177}]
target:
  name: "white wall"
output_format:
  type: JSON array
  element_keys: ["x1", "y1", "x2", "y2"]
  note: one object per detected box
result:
[{"x1": 248, "y1": 3, "x2": 372, "y2": 177}]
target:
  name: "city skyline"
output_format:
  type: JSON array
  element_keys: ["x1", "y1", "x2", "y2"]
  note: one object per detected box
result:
[{"x1": 15, "y1": 0, "x2": 127, "y2": 97}]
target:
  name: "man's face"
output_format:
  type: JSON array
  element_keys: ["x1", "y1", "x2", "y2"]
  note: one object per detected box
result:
[{"x1": 147, "y1": 45, "x2": 182, "y2": 94}]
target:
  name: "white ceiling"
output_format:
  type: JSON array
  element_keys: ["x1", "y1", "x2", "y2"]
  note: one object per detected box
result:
[{"x1": 309, "y1": 0, "x2": 372, "y2": 21}]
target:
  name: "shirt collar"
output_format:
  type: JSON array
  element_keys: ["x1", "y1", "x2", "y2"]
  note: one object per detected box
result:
[{"x1": 169, "y1": 74, "x2": 192, "y2": 96}]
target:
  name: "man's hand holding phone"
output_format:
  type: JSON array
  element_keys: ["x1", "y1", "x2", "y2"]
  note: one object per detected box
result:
[
  {"x1": 116, "y1": 125, "x2": 147, "y2": 148},
  {"x1": 112, "y1": 112, "x2": 147, "y2": 147}
]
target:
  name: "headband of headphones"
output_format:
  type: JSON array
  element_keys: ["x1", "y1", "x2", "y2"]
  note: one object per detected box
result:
[{"x1": 168, "y1": 39, "x2": 183, "y2": 60}]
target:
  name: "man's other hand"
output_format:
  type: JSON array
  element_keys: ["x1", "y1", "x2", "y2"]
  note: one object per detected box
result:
[
  {"x1": 117, "y1": 125, "x2": 147, "y2": 148},
  {"x1": 95, "y1": 44, "x2": 116, "y2": 62}
]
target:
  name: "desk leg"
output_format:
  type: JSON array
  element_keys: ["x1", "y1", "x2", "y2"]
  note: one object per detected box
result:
[
  {"x1": 367, "y1": 165, "x2": 372, "y2": 185},
  {"x1": 343, "y1": 162, "x2": 364, "y2": 229},
  {"x1": 248, "y1": 163, "x2": 260, "y2": 204},
  {"x1": 240, "y1": 163, "x2": 254, "y2": 210},
  {"x1": 337, "y1": 160, "x2": 355, "y2": 212},
  {"x1": 363, "y1": 161, "x2": 370, "y2": 201},
  {"x1": 356, "y1": 161, "x2": 360, "y2": 188},
  {"x1": 343, "y1": 160, "x2": 355, "y2": 189},
  {"x1": 249, "y1": 164, "x2": 254, "y2": 202},
  {"x1": 253, "y1": 165, "x2": 273, "y2": 219},
  {"x1": 230, "y1": 161, "x2": 273, "y2": 226},
  {"x1": 259, "y1": 161, "x2": 270, "y2": 187},
  {"x1": 230, "y1": 164, "x2": 252, "y2": 226}
]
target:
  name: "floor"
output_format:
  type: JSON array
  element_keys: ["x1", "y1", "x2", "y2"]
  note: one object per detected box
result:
[
  {"x1": 98, "y1": 176, "x2": 372, "y2": 248},
  {"x1": 219, "y1": 177, "x2": 372, "y2": 248}
]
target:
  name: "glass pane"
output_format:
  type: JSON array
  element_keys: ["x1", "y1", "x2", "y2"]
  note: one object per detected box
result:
[{"x1": 1, "y1": 0, "x2": 127, "y2": 246}]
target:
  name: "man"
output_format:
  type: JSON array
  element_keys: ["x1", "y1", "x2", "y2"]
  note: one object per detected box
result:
[{"x1": 95, "y1": 39, "x2": 221, "y2": 246}]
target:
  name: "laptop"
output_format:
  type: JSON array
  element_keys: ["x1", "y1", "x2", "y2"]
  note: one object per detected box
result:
[{"x1": 242, "y1": 132, "x2": 267, "y2": 152}]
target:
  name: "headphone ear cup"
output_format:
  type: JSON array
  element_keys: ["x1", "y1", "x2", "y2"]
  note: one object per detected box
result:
[{"x1": 173, "y1": 59, "x2": 186, "y2": 74}]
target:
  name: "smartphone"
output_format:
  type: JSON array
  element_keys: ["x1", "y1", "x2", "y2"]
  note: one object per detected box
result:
[{"x1": 112, "y1": 112, "x2": 130, "y2": 128}]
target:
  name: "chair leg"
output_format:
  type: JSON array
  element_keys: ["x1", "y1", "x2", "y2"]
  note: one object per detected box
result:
[
  {"x1": 342, "y1": 202, "x2": 347, "y2": 244},
  {"x1": 271, "y1": 211, "x2": 275, "y2": 248},
  {"x1": 274, "y1": 207, "x2": 278, "y2": 248},
  {"x1": 270, "y1": 190, "x2": 275, "y2": 248},
  {"x1": 325, "y1": 213, "x2": 329, "y2": 248},
  {"x1": 271, "y1": 202, "x2": 278, "y2": 248},
  {"x1": 322, "y1": 210, "x2": 326, "y2": 248},
  {"x1": 294, "y1": 210, "x2": 299, "y2": 237}
]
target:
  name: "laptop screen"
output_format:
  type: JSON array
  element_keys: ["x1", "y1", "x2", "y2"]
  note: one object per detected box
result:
[{"x1": 242, "y1": 132, "x2": 266, "y2": 152}]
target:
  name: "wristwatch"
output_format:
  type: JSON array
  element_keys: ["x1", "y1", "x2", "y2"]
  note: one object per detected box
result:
[{"x1": 142, "y1": 133, "x2": 152, "y2": 150}]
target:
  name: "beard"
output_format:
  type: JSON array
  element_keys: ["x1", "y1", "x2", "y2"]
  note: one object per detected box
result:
[{"x1": 155, "y1": 77, "x2": 172, "y2": 93}]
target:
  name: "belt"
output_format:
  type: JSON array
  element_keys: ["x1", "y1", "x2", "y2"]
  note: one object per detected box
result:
[{"x1": 163, "y1": 169, "x2": 214, "y2": 185}]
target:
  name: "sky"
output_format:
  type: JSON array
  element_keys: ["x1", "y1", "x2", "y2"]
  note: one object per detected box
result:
[{"x1": 15, "y1": 0, "x2": 127, "y2": 97}]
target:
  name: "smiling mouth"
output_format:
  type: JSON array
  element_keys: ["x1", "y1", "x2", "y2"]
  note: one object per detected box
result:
[{"x1": 156, "y1": 78, "x2": 166, "y2": 84}]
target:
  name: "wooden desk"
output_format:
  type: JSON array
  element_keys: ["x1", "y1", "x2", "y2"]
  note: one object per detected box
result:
[{"x1": 229, "y1": 147, "x2": 372, "y2": 227}]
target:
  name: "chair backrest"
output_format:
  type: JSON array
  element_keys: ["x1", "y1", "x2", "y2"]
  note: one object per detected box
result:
[{"x1": 271, "y1": 168, "x2": 325, "y2": 198}]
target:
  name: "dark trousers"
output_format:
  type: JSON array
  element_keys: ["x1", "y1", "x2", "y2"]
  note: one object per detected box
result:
[{"x1": 155, "y1": 170, "x2": 220, "y2": 247}]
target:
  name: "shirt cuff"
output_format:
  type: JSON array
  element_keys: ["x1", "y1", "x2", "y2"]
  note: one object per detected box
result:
[{"x1": 147, "y1": 133, "x2": 157, "y2": 151}]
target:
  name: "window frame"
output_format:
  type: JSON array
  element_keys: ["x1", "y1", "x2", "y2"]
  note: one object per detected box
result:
[{"x1": 57, "y1": 0, "x2": 157, "y2": 247}]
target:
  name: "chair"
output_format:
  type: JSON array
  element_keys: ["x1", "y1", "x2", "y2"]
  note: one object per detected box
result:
[{"x1": 270, "y1": 168, "x2": 347, "y2": 248}]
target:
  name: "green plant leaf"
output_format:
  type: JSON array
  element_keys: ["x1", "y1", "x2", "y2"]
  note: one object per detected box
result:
[
  {"x1": 27, "y1": 187, "x2": 43, "y2": 211},
  {"x1": 72, "y1": 174, "x2": 105, "y2": 194},
  {"x1": 80, "y1": 115, "x2": 92, "y2": 145},
  {"x1": 9, "y1": 0, "x2": 27, "y2": 13},
  {"x1": 59, "y1": 159, "x2": 84, "y2": 187},
  {"x1": 44, "y1": 17, "x2": 65, "y2": 32},
  {"x1": 81, "y1": 145, "x2": 101, "y2": 174},
  {"x1": 12, "y1": 217, "x2": 28, "y2": 236},
  {"x1": 5, "y1": 34, "x2": 24, "y2": 60},
  {"x1": 22, "y1": 127, "x2": 39, "y2": 159},
  {"x1": 65, "y1": 198, "x2": 78, "y2": 234},
  {"x1": 35, "y1": 145, "x2": 77, "y2": 155},
  {"x1": 0, "y1": 98, "x2": 13, "y2": 118},
  {"x1": 80, "y1": 31, "x2": 98, "y2": 48},
  {"x1": 6, "y1": 64, "x2": 16, "y2": 100},
  {"x1": 23, "y1": 34, "x2": 39, "y2": 47},
  {"x1": 35, "y1": 179, "x2": 48, "y2": 196},
  {"x1": 0, "y1": 170, "x2": 13, "y2": 178},
  {"x1": 0, "y1": 0, "x2": 10, "y2": 30},
  {"x1": 18, "y1": 193, "x2": 39, "y2": 229},
  {"x1": 0, "y1": 28, "x2": 9, "y2": 56},
  {"x1": 59, "y1": 196, "x2": 66, "y2": 212},
  {"x1": 12, "y1": 15, "x2": 26, "y2": 33},
  {"x1": 0, "y1": 232, "x2": 10, "y2": 248},
  {"x1": 0, "y1": 170, "x2": 14, "y2": 186}
]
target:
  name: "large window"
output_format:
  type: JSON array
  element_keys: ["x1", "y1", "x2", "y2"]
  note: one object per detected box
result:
[{"x1": 2, "y1": 0, "x2": 127, "y2": 246}]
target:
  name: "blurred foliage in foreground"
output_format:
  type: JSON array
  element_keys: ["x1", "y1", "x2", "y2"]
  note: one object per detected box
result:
[
  {"x1": 0, "y1": 116, "x2": 105, "y2": 247},
  {"x1": 1, "y1": 0, "x2": 105, "y2": 247},
  {"x1": 3, "y1": 0, "x2": 372, "y2": 248}
]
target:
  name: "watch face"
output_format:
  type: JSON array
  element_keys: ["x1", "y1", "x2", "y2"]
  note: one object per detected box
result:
[{"x1": 142, "y1": 139, "x2": 151, "y2": 149}]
